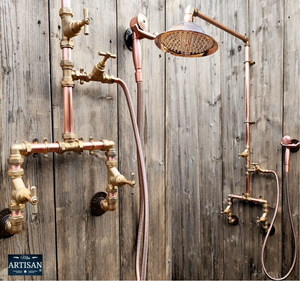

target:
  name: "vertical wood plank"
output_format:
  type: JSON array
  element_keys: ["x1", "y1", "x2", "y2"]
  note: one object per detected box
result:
[
  {"x1": 283, "y1": 0, "x2": 300, "y2": 279},
  {"x1": 49, "y1": 1, "x2": 118, "y2": 279},
  {"x1": 220, "y1": 1, "x2": 251, "y2": 279},
  {"x1": 165, "y1": 0, "x2": 222, "y2": 279},
  {"x1": 0, "y1": 0, "x2": 56, "y2": 280},
  {"x1": 117, "y1": 0, "x2": 166, "y2": 279},
  {"x1": 249, "y1": 0, "x2": 283, "y2": 279}
]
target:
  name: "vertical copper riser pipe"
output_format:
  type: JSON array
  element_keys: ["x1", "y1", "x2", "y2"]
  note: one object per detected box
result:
[
  {"x1": 62, "y1": 0, "x2": 73, "y2": 134},
  {"x1": 245, "y1": 45, "x2": 250, "y2": 194}
]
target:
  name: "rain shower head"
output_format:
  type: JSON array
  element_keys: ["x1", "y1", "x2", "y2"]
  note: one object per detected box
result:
[{"x1": 155, "y1": 21, "x2": 218, "y2": 57}]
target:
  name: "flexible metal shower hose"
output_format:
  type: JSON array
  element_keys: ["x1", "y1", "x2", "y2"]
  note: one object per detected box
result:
[
  {"x1": 261, "y1": 171, "x2": 297, "y2": 280},
  {"x1": 114, "y1": 78, "x2": 149, "y2": 281}
]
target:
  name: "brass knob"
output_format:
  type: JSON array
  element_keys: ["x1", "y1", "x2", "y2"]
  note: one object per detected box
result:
[{"x1": 83, "y1": 8, "x2": 90, "y2": 35}]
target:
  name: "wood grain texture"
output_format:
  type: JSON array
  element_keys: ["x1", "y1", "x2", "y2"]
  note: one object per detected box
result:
[
  {"x1": 249, "y1": 1, "x2": 283, "y2": 279},
  {"x1": 49, "y1": 0, "x2": 118, "y2": 280},
  {"x1": 283, "y1": 0, "x2": 300, "y2": 279},
  {"x1": 165, "y1": 0, "x2": 222, "y2": 279},
  {"x1": 117, "y1": 0, "x2": 166, "y2": 279},
  {"x1": 0, "y1": 0, "x2": 299, "y2": 280},
  {"x1": 0, "y1": 0, "x2": 56, "y2": 280}
]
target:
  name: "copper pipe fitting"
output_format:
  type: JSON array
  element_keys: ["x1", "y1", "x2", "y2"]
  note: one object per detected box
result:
[{"x1": 190, "y1": 6, "x2": 249, "y2": 43}]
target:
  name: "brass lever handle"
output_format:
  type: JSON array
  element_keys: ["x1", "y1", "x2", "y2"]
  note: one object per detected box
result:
[
  {"x1": 83, "y1": 8, "x2": 90, "y2": 35},
  {"x1": 131, "y1": 173, "x2": 135, "y2": 194}
]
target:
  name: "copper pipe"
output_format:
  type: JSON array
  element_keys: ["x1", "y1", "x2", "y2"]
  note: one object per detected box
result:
[
  {"x1": 195, "y1": 9, "x2": 249, "y2": 43},
  {"x1": 11, "y1": 211, "x2": 22, "y2": 216},
  {"x1": 261, "y1": 171, "x2": 296, "y2": 280},
  {"x1": 231, "y1": 194, "x2": 267, "y2": 204},
  {"x1": 82, "y1": 141, "x2": 104, "y2": 151},
  {"x1": 245, "y1": 46, "x2": 251, "y2": 194},
  {"x1": 61, "y1": 2, "x2": 73, "y2": 134},
  {"x1": 63, "y1": 87, "x2": 73, "y2": 133},
  {"x1": 114, "y1": 77, "x2": 149, "y2": 281},
  {"x1": 61, "y1": 0, "x2": 70, "y2": 8},
  {"x1": 63, "y1": 48, "x2": 71, "y2": 60},
  {"x1": 30, "y1": 141, "x2": 104, "y2": 154}
]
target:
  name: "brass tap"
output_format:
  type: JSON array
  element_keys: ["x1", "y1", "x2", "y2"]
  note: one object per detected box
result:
[
  {"x1": 72, "y1": 52, "x2": 116, "y2": 84},
  {"x1": 59, "y1": 7, "x2": 90, "y2": 39},
  {"x1": 257, "y1": 202, "x2": 268, "y2": 224},
  {"x1": 248, "y1": 163, "x2": 267, "y2": 174}
]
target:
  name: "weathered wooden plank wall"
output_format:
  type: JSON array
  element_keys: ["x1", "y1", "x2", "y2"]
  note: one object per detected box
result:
[{"x1": 0, "y1": 0, "x2": 300, "y2": 280}]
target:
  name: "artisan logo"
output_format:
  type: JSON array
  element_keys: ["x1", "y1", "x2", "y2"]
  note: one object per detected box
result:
[{"x1": 8, "y1": 255, "x2": 42, "y2": 276}]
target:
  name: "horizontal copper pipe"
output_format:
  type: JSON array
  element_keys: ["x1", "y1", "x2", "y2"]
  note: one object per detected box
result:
[
  {"x1": 10, "y1": 165, "x2": 21, "y2": 170},
  {"x1": 32, "y1": 143, "x2": 60, "y2": 153},
  {"x1": 231, "y1": 194, "x2": 267, "y2": 204},
  {"x1": 195, "y1": 9, "x2": 248, "y2": 43},
  {"x1": 31, "y1": 141, "x2": 104, "y2": 154},
  {"x1": 82, "y1": 141, "x2": 104, "y2": 151}
]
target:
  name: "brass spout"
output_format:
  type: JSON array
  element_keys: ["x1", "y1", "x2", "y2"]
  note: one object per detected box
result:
[{"x1": 239, "y1": 146, "x2": 249, "y2": 159}]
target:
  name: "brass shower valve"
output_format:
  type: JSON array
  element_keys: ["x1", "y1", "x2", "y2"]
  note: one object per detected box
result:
[
  {"x1": 248, "y1": 163, "x2": 267, "y2": 174},
  {"x1": 72, "y1": 52, "x2": 116, "y2": 84},
  {"x1": 59, "y1": 7, "x2": 90, "y2": 39}
]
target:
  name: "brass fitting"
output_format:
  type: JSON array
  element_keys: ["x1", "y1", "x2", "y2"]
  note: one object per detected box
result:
[
  {"x1": 5, "y1": 214, "x2": 24, "y2": 234},
  {"x1": 57, "y1": 138, "x2": 84, "y2": 154},
  {"x1": 7, "y1": 142, "x2": 34, "y2": 165},
  {"x1": 100, "y1": 184, "x2": 118, "y2": 212},
  {"x1": 59, "y1": 7, "x2": 90, "y2": 39},
  {"x1": 101, "y1": 139, "x2": 115, "y2": 152},
  {"x1": 239, "y1": 146, "x2": 250, "y2": 160},
  {"x1": 248, "y1": 163, "x2": 267, "y2": 174},
  {"x1": 60, "y1": 60, "x2": 75, "y2": 88},
  {"x1": 257, "y1": 202, "x2": 268, "y2": 223},
  {"x1": 72, "y1": 52, "x2": 116, "y2": 84}
]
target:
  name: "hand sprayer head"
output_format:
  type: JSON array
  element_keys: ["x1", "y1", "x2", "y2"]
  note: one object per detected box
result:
[{"x1": 282, "y1": 135, "x2": 293, "y2": 145}]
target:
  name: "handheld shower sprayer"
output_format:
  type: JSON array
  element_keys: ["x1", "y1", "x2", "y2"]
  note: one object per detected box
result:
[
  {"x1": 261, "y1": 135, "x2": 300, "y2": 280},
  {"x1": 281, "y1": 135, "x2": 300, "y2": 172}
]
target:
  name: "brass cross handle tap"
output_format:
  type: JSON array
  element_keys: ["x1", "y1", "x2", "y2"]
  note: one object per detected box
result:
[
  {"x1": 83, "y1": 8, "x2": 90, "y2": 35},
  {"x1": 78, "y1": 8, "x2": 90, "y2": 35},
  {"x1": 98, "y1": 52, "x2": 116, "y2": 67}
]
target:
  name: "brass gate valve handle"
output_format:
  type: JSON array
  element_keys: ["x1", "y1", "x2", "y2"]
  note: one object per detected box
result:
[
  {"x1": 98, "y1": 52, "x2": 116, "y2": 68},
  {"x1": 83, "y1": 8, "x2": 90, "y2": 35}
]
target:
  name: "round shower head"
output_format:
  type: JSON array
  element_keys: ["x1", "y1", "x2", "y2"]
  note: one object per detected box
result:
[{"x1": 155, "y1": 21, "x2": 218, "y2": 57}]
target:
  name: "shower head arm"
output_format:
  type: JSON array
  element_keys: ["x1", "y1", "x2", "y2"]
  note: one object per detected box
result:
[
  {"x1": 190, "y1": 7, "x2": 249, "y2": 45},
  {"x1": 131, "y1": 24, "x2": 156, "y2": 40}
]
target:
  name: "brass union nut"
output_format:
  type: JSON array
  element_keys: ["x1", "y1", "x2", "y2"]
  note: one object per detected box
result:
[
  {"x1": 22, "y1": 141, "x2": 32, "y2": 156},
  {"x1": 57, "y1": 141, "x2": 66, "y2": 154},
  {"x1": 75, "y1": 140, "x2": 84, "y2": 154},
  {"x1": 100, "y1": 139, "x2": 115, "y2": 151},
  {"x1": 9, "y1": 203, "x2": 25, "y2": 211},
  {"x1": 59, "y1": 7, "x2": 73, "y2": 17},
  {"x1": 8, "y1": 168, "x2": 24, "y2": 178},
  {"x1": 63, "y1": 132, "x2": 76, "y2": 142}
]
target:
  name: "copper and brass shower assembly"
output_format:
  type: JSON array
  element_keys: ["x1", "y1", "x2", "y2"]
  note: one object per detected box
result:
[
  {"x1": 0, "y1": 0, "x2": 146, "y2": 242},
  {"x1": 155, "y1": 5, "x2": 274, "y2": 232}
]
